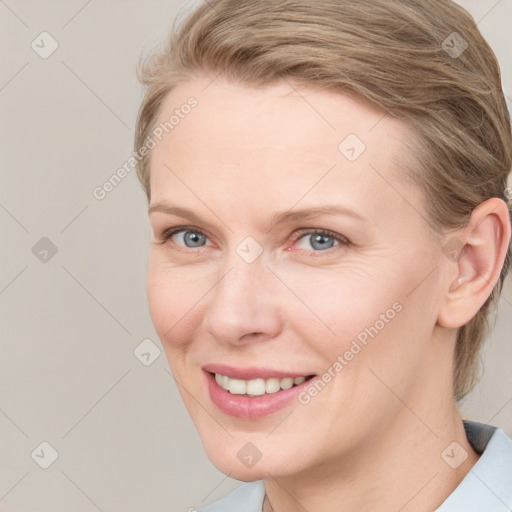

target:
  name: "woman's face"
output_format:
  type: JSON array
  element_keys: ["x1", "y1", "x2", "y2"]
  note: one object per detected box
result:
[{"x1": 146, "y1": 77, "x2": 451, "y2": 480}]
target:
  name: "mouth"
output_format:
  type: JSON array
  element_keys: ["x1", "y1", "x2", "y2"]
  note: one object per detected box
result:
[
  {"x1": 213, "y1": 372, "x2": 312, "y2": 396},
  {"x1": 203, "y1": 365, "x2": 316, "y2": 419}
]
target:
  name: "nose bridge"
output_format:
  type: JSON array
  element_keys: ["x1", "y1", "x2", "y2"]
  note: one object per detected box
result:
[{"x1": 203, "y1": 252, "x2": 282, "y2": 343}]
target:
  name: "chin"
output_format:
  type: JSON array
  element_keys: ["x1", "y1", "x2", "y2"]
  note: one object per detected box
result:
[{"x1": 201, "y1": 434, "x2": 306, "y2": 482}]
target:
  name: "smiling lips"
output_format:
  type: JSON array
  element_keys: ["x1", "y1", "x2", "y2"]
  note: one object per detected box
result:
[
  {"x1": 215, "y1": 373, "x2": 307, "y2": 396},
  {"x1": 203, "y1": 365, "x2": 315, "y2": 419}
]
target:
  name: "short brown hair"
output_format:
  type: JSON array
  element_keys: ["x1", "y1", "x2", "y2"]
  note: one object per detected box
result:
[{"x1": 134, "y1": 0, "x2": 512, "y2": 400}]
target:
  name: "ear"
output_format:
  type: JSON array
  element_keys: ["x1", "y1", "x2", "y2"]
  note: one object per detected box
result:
[{"x1": 437, "y1": 198, "x2": 511, "y2": 329}]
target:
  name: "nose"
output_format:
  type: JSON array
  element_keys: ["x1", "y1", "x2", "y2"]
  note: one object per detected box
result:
[{"x1": 202, "y1": 256, "x2": 283, "y2": 347}]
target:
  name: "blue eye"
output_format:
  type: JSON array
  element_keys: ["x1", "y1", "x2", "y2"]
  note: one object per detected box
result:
[
  {"x1": 180, "y1": 231, "x2": 207, "y2": 248},
  {"x1": 294, "y1": 229, "x2": 347, "y2": 252},
  {"x1": 163, "y1": 228, "x2": 211, "y2": 248},
  {"x1": 158, "y1": 227, "x2": 349, "y2": 254}
]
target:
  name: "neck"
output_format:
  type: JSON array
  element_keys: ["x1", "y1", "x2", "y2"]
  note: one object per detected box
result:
[{"x1": 263, "y1": 401, "x2": 479, "y2": 512}]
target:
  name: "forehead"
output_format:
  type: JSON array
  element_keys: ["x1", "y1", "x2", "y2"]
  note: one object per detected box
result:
[
  {"x1": 149, "y1": 76, "x2": 420, "y2": 224},
  {"x1": 155, "y1": 77, "x2": 409, "y2": 153}
]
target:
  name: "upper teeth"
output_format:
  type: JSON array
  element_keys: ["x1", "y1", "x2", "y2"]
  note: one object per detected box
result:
[{"x1": 215, "y1": 373, "x2": 307, "y2": 396}]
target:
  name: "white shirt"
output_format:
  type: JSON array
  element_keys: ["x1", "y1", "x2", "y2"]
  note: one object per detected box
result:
[{"x1": 198, "y1": 421, "x2": 512, "y2": 512}]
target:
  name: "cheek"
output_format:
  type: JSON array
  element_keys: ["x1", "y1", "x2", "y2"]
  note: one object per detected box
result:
[
  {"x1": 283, "y1": 268, "x2": 403, "y2": 345},
  {"x1": 146, "y1": 260, "x2": 204, "y2": 346},
  {"x1": 290, "y1": 263, "x2": 435, "y2": 382},
  {"x1": 318, "y1": 278, "x2": 438, "y2": 408},
  {"x1": 146, "y1": 266, "x2": 173, "y2": 338}
]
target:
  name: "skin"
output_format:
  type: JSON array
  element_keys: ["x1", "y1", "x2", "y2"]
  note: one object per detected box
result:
[{"x1": 145, "y1": 76, "x2": 510, "y2": 512}]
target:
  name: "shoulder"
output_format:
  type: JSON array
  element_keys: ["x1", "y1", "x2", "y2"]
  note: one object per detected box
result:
[
  {"x1": 436, "y1": 421, "x2": 512, "y2": 511},
  {"x1": 197, "y1": 481, "x2": 265, "y2": 512}
]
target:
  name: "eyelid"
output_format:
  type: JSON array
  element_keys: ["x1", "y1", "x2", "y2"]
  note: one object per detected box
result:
[
  {"x1": 160, "y1": 226, "x2": 350, "y2": 244},
  {"x1": 157, "y1": 225, "x2": 350, "y2": 253},
  {"x1": 287, "y1": 228, "x2": 350, "y2": 255},
  {"x1": 290, "y1": 228, "x2": 349, "y2": 245},
  {"x1": 158, "y1": 225, "x2": 214, "y2": 246}
]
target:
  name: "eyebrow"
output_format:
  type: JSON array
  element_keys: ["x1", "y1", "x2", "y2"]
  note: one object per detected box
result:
[
  {"x1": 268, "y1": 204, "x2": 367, "y2": 226},
  {"x1": 148, "y1": 202, "x2": 367, "y2": 229}
]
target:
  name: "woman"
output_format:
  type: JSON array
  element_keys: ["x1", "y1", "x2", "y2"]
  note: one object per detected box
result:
[{"x1": 134, "y1": 0, "x2": 512, "y2": 510}]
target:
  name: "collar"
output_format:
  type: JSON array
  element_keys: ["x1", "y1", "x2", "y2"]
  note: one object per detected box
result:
[{"x1": 435, "y1": 420, "x2": 512, "y2": 511}]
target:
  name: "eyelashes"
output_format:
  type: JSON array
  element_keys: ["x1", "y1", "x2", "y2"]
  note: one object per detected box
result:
[
  {"x1": 159, "y1": 226, "x2": 212, "y2": 250},
  {"x1": 289, "y1": 228, "x2": 350, "y2": 253},
  {"x1": 157, "y1": 225, "x2": 350, "y2": 256}
]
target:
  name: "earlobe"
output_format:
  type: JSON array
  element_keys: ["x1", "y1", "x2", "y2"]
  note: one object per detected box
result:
[{"x1": 437, "y1": 198, "x2": 511, "y2": 329}]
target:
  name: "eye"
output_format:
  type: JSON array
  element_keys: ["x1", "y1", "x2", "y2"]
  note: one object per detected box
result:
[
  {"x1": 157, "y1": 226, "x2": 349, "y2": 254},
  {"x1": 292, "y1": 229, "x2": 349, "y2": 253},
  {"x1": 158, "y1": 226, "x2": 213, "y2": 249}
]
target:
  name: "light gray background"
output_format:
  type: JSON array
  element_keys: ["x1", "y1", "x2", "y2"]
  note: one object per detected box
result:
[{"x1": 0, "y1": 1, "x2": 511, "y2": 510}]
